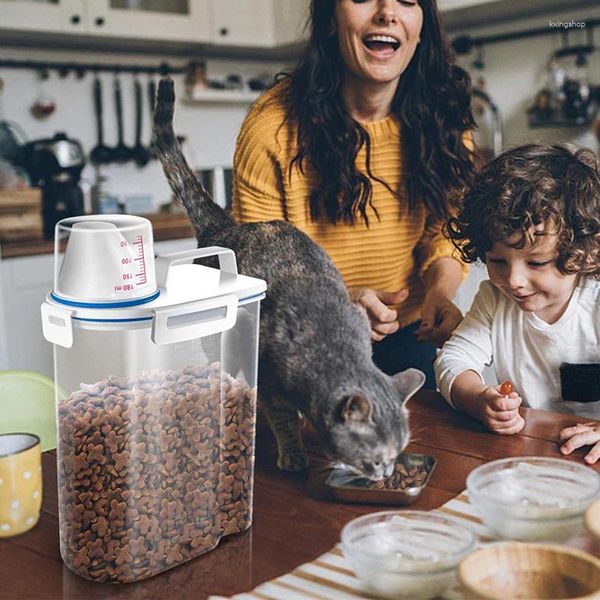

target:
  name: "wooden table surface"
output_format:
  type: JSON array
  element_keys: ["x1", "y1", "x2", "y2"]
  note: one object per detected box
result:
[{"x1": 2, "y1": 390, "x2": 598, "y2": 599}]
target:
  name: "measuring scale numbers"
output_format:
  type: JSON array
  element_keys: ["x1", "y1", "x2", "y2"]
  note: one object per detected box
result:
[{"x1": 116, "y1": 235, "x2": 149, "y2": 293}]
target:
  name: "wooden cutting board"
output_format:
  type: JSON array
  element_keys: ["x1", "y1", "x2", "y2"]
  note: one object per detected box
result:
[{"x1": 0, "y1": 188, "x2": 41, "y2": 212}]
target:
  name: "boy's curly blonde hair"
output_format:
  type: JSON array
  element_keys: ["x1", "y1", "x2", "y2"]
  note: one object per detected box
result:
[{"x1": 446, "y1": 144, "x2": 600, "y2": 277}]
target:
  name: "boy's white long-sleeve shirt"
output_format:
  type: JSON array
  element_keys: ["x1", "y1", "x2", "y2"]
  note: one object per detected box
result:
[{"x1": 434, "y1": 279, "x2": 600, "y2": 418}]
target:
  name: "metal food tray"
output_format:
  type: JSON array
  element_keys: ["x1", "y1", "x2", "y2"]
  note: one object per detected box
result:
[{"x1": 325, "y1": 453, "x2": 436, "y2": 506}]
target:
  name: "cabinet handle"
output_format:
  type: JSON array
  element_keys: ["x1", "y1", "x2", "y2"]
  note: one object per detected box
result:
[
  {"x1": 219, "y1": 27, "x2": 229, "y2": 36},
  {"x1": 95, "y1": 16, "x2": 105, "y2": 26},
  {"x1": 70, "y1": 14, "x2": 80, "y2": 25}
]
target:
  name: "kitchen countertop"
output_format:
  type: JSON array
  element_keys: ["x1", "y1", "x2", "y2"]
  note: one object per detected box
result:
[
  {"x1": 0, "y1": 213, "x2": 195, "y2": 258},
  {"x1": 1, "y1": 390, "x2": 598, "y2": 599}
]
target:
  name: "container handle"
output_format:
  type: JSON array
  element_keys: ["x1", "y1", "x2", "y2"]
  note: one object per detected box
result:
[
  {"x1": 152, "y1": 293, "x2": 238, "y2": 345},
  {"x1": 41, "y1": 303, "x2": 74, "y2": 348},
  {"x1": 155, "y1": 246, "x2": 237, "y2": 288}
]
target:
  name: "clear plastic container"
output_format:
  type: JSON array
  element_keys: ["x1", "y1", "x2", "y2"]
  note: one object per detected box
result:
[
  {"x1": 42, "y1": 215, "x2": 266, "y2": 583},
  {"x1": 467, "y1": 456, "x2": 600, "y2": 541}
]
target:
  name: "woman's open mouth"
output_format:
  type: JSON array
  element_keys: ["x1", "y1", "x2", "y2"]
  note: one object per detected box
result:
[{"x1": 363, "y1": 34, "x2": 401, "y2": 57}]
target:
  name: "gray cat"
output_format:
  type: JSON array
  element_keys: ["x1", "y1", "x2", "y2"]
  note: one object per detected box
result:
[{"x1": 153, "y1": 78, "x2": 424, "y2": 479}]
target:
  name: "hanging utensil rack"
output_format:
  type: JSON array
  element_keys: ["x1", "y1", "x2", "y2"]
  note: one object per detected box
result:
[
  {"x1": 0, "y1": 59, "x2": 184, "y2": 76},
  {"x1": 452, "y1": 18, "x2": 599, "y2": 55}
]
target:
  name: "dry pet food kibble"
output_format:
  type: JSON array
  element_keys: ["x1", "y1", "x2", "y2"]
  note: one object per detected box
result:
[
  {"x1": 57, "y1": 362, "x2": 256, "y2": 583},
  {"x1": 367, "y1": 462, "x2": 429, "y2": 491}
]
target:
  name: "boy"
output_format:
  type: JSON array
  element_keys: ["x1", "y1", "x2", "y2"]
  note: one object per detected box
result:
[{"x1": 435, "y1": 144, "x2": 600, "y2": 463}]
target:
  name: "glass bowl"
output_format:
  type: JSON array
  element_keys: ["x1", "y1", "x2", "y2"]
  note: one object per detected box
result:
[
  {"x1": 467, "y1": 457, "x2": 600, "y2": 541},
  {"x1": 340, "y1": 510, "x2": 476, "y2": 599}
]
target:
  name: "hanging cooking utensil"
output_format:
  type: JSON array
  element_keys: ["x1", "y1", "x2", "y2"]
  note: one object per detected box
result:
[
  {"x1": 90, "y1": 74, "x2": 112, "y2": 165},
  {"x1": 30, "y1": 69, "x2": 56, "y2": 120},
  {"x1": 147, "y1": 77, "x2": 158, "y2": 159},
  {"x1": 111, "y1": 73, "x2": 133, "y2": 163},
  {"x1": 132, "y1": 76, "x2": 150, "y2": 167}
]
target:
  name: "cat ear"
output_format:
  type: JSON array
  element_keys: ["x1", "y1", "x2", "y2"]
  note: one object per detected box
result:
[
  {"x1": 340, "y1": 394, "x2": 373, "y2": 424},
  {"x1": 392, "y1": 368, "x2": 426, "y2": 405}
]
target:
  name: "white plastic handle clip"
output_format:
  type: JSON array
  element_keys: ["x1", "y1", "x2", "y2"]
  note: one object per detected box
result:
[
  {"x1": 152, "y1": 294, "x2": 238, "y2": 345},
  {"x1": 154, "y1": 246, "x2": 237, "y2": 289},
  {"x1": 41, "y1": 303, "x2": 74, "y2": 348}
]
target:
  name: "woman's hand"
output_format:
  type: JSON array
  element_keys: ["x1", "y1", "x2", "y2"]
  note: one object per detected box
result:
[
  {"x1": 559, "y1": 423, "x2": 600, "y2": 464},
  {"x1": 415, "y1": 292, "x2": 463, "y2": 346},
  {"x1": 349, "y1": 287, "x2": 409, "y2": 342},
  {"x1": 476, "y1": 384, "x2": 525, "y2": 435}
]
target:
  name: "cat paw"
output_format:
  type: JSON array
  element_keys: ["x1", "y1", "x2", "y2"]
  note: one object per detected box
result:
[{"x1": 278, "y1": 451, "x2": 310, "y2": 472}]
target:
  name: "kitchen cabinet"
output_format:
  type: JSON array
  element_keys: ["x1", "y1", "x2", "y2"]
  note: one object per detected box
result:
[
  {"x1": 0, "y1": 0, "x2": 87, "y2": 34},
  {"x1": 0, "y1": 0, "x2": 309, "y2": 48},
  {"x1": 273, "y1": 0, "x2": 310, "y2": 47},
  {"x1": 210, "y1": 0, "x2": 309, "y2": 48},
  {"x1": 88, "y1": 0, "x2": 211, "y2": 43},
  {"x1": 0, "y1": 237, "x2": 195, "y2": 377},
  {"x1": 210, "y1": 0, "x2": 274, "y2": 46},
  {"x1": 0, "y1": 0, "x2": 210, "y2": 43},
  {"x1": 439, "y1": 0, "x2": 598, "y2": 29},
  {"x1": 438, "y1": 0, "x2": 497, "y2": 9}
]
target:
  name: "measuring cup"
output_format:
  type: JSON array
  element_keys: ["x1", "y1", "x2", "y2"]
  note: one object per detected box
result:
[{"x1": 53, "y1": 215, "x2": 157, "y2": 303}]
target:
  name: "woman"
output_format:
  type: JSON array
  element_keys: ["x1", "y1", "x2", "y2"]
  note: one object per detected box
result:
[{"x1": 233, "y1": 0, "x2": 474, "y2": 387}]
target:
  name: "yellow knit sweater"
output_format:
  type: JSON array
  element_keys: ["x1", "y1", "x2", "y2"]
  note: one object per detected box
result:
[{"x1": 232, "y1": 81, "x2": 465, "y2": 328}]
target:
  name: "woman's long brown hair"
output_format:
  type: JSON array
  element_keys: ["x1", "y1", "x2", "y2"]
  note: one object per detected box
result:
[{"x1": 287, "y1": 0, "x2": 475, "y2": 225}]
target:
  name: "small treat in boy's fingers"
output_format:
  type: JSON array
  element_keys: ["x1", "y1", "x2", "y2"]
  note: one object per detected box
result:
[{"x1": 499, "y1": 381, "x2": 513, "y2": 396}]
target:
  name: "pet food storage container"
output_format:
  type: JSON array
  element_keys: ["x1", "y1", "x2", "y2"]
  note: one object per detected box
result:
[{"x1": 41, "y1": 215, "x2": 266, "y2": 583}]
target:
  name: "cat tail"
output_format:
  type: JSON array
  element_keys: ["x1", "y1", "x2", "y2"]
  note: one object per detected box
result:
[{"x1": 152, "y1": 77, "x2": 234, "y2": 239}]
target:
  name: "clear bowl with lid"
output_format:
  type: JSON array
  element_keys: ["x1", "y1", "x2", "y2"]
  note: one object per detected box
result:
[
  {"x1": 467, "y1": 456, "x2": 600, "y2": 542},
  {"x1": 341, "y1": 510, "x2": 476, "y2": 599}
]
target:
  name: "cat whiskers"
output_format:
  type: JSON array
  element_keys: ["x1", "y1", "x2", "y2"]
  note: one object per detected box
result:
[{"x1": 407, "y1": 425, "x2": 426, "y2": 446}]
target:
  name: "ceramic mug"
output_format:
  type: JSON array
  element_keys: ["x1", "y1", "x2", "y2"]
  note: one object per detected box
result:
[{"x1": 0, "y1": 433, "x2": 42, "y2": 537}]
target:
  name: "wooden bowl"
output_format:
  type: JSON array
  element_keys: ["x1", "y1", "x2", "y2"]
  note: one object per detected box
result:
[
  {"x1": 585, "y1": 500, "x2": 600, "y2": 542},
  {"x1": 458, "y1": 542, "x2": 600, "y2": 599}
]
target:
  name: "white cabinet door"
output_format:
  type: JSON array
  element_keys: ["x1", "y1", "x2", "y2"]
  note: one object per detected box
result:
[
  {"x1": 1, "y1": 254, "x2": 54, "y2": 377},
  {"x1": 0, "y1": 0, "x2": 87, "y2": 34},
  {"x1": 273, "y1": 0, "x2": 309, "y2": 46},
  {"x1": 209, "y1": 0, "x2": 275, "y2": 47},
  {"x1": 437, "y1": 0, "x2": 497, "y2": 9},
  {"x1": 88, "y1": 0, "x2": 211, "y2": 42}
]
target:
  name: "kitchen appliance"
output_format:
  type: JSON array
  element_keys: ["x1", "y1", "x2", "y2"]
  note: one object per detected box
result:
[
  {"x1": 21, "y1": 132, "x2": 85, "y2": 239},
  {"x1": 41, "y1": 214, "x2": 266, "y2": 583},
  {"x1": 471, "y1": 87, "x2": 503, "y2": 165},
  {"x1": 528, "y1": 45, "x2": 599, "y2": 128},
  {"x1": 0, "y1": 120, "x2": 26, "y2": 165}
]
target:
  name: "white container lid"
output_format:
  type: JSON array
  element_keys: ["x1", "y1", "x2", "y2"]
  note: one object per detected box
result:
[{"x1": 42, "y1": 245, "x2": 266, "y2": 347}]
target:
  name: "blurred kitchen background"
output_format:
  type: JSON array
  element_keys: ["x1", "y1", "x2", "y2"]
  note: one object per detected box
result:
[{"x1": 0, "y1": 0, "x2": 599, "y2": 376}]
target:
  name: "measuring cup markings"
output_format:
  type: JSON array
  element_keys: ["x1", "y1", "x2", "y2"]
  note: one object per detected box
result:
[
  {"x1": 113, "y1": 236, "x2": 148, "y2": 293},
  {"x1": 133, "y1": 235, "x2": 148, "y2": 286}
]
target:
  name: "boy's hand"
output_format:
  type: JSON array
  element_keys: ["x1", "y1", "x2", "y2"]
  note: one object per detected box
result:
[
  {"x1": 476, "y1": 385, "x2": 525, "y2": 435},
  {"x1": 558, "y1": 423, "x2": 600, "y2": 464}
]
